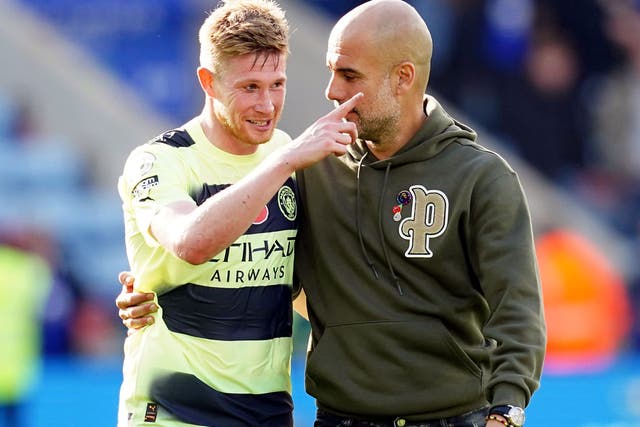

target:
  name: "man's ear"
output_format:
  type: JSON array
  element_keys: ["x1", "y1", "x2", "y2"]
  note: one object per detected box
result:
[
  {"x1": 197, "y1": 66, "x2": 216, "y2": 97},
  {"x1": 395, "y1": 61, "x2": 416, "y2": 94}
]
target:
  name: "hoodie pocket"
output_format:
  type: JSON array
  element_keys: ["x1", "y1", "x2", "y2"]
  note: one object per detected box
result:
[{"x1": 305, "y1": 318, "x2": 485, "y2": 416}]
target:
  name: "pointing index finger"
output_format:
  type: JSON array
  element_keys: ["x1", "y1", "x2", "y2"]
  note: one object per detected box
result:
[{"x1": 328, "y1": 92, "x2": 363, "y2": 119}]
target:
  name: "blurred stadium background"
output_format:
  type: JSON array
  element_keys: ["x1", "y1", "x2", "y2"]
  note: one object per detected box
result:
[{"x1": 0, "y1": 0, "x2": 639, "y2": 426}]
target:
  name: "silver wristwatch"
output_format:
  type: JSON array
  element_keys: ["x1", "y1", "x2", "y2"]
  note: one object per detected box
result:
[{"x1": 489, "y1": 405, "x2": 525, "y2": 427}]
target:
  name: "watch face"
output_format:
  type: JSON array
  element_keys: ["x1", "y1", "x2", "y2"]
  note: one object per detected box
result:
[{"x1": 507, "y1": 406, "x2": 526, "y2": 425}]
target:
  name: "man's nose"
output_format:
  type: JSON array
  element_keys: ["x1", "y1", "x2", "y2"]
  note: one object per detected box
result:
[
  {"x1": 255, "y1": 91, "x2": 275, "y2": 113},
  {"x1": 325, "y1": 76, "x2": 341, "y2": 102}
]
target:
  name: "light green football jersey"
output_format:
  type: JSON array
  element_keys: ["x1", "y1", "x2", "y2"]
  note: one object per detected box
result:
[{"x1": 117, "y1": 118, "x2": 298, "y2": 427}]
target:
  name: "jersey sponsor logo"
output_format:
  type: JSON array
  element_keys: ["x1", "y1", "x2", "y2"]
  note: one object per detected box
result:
[
  {"x1": 209, "y1": 237, "x2": 296, "y2": 263},
  {"x1": 277, "y1": 185, "x2": 296, "y2": 221},
  {"x1": 210, "y1": 265, "x2": 287, "y2": 283},
  {"x1": 207, "y1": 236, "x2": 295, "y2": 285},
  {"x1": 398, "y1": 185, "x2": 449, "y2": 258},
  {"x1": 131, "y1": 175, "x2": 159, "y2": 200}
]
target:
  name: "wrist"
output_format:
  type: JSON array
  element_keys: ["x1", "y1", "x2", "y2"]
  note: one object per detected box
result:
[
  {"x1": 268, "y1": 146, "x2": 297, "y2": 176},
  {"x1": 486, "y1": 414, "x2": 511, "y2": 426},
  {"x1": 488, "y1": 405, "x2": 525, "y2": 427}
]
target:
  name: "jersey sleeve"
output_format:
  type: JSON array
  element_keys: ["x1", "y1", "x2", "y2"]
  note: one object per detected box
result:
[{"x1": 118, "y1": 144, "x2": 191, "y2": 248}]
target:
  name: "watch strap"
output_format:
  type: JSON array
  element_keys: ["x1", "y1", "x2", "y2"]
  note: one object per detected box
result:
[{"x1": 488, "y1": 405, "x2": 525, "y2": 427}]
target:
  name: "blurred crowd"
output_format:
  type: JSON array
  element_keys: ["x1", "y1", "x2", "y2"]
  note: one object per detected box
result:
[
  {"x1": 1, "y1": 0, "x2": 640, "y2": 422},
  {"x1": 427, "y1": 0, "x2": 640, "y2": 352}
]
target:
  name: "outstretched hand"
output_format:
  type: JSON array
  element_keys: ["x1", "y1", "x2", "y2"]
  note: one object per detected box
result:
[
  {"x1": 281, "y1": 92, "x2": 362, "y2": 170},
  {"x1": 116, "y1": 271, "x2": 157, "y2": 334}
]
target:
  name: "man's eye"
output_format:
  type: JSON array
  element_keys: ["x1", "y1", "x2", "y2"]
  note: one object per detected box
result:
[{"x1": 246, "y1": 84, "x2": 259, "y2": 91}]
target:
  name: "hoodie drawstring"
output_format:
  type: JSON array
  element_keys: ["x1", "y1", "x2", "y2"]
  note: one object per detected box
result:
[
  {"x1": 356, "y1": 153, "x2": 379, "y2": 279},
  {"x1": 356, "y1": 154, "x2": 403, "y2": 295},
  {"x1": 378, "y1": 163, "x2": 403, "y2": 296}
]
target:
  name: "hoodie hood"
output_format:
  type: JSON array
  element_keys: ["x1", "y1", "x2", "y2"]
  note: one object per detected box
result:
[{"x1": 345, "y1": 95, "x2": 477, "y2": 168}]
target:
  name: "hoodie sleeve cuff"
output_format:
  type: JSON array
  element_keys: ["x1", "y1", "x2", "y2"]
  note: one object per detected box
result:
[{"x1": 490, "y1": 383, "x2": 528, "y2": 408}]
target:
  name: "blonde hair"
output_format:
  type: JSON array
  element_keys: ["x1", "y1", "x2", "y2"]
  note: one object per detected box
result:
[{"x1": 199, "y1": 0, "x2": 289, "y2": 75}]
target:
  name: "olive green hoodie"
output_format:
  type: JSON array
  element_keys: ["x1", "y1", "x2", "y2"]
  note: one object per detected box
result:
[{"x1": 295, "y1": 96, "x2": 546, "y2": 420}]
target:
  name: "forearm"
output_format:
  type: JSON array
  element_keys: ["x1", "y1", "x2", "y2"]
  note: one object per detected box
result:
[
  {"x1": 476, "y1": 174, "x2": 546, "y2": 406},
  {"x1": 152, "y1": 150, "x2": 295, "y2": 264},
  {"x1": 152, "y1": 92, "x2": 362, "y2": 264}
]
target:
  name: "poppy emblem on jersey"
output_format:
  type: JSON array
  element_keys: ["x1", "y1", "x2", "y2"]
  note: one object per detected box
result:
[
  {"x1": 392, "y1": 189, "x2": 413, "y2": 221},
  {"x1": 277, "y1": 185, "x2": 297, "y2": 221},
  {"x1": 253, "y1": 206, "x2": 269, "y2": 225}
]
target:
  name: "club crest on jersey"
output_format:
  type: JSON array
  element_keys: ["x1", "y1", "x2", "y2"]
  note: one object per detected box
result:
[
  {"x1": 277, "y1": 185, "x2": 296, "y2": 221},
  {"x1": 398, "y1": 185, "x2": 449, "y2": 258}
]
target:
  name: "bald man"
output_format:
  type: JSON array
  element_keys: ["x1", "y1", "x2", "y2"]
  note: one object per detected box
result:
[
  {"x1": 117, "y1": 1, "x2": 546, "y2": 426},
  {"x1": 294, "y1": 1, "x2": 545, "y2": 426}
]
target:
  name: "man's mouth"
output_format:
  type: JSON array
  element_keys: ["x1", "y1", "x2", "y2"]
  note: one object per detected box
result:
[
  {"x1": 345, "y1": 110, "x2": 358, "y2": 121},
  {"x1": 248, "y1": 119, "x2": 271, "y2": 126}
]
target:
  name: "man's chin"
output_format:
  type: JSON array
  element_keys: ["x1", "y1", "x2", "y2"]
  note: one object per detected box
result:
[
  {"x1": 256, "y1": 131, "x2": 273, "y2": 144},
  {"x1": 253, "y1": 135, "x2": 273, "y2": 145},
  {"x1": 251, "y1": 129, "x2": 276, "y2": 145},
  {"x1": 235, "y1": 126, "x2": 273, "y2": 144}
]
